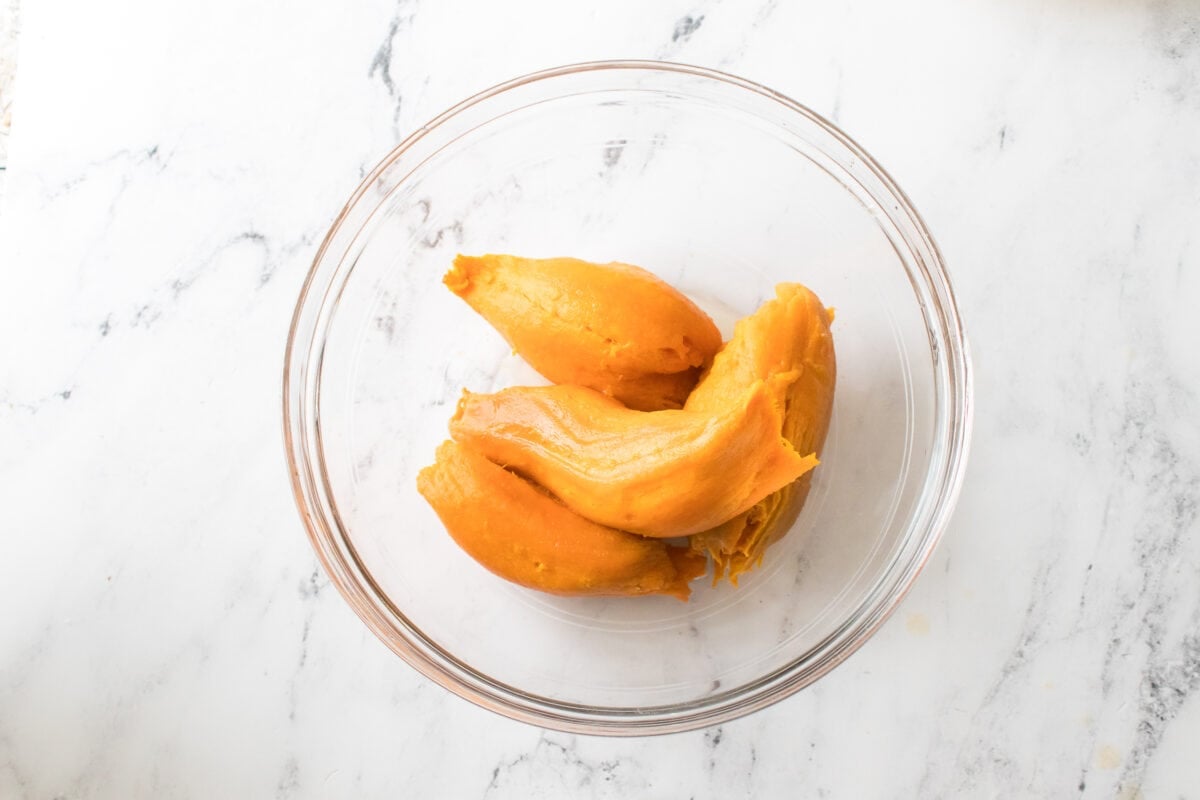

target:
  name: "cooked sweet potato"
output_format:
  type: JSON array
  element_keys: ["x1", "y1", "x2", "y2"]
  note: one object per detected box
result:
[
  {"x1": 417, "y1": 441, "x2": 706, "y2": 600},
  {"x1": 686, "y1": 283, "x2": 836, "y2": 583},
  {"x1": 444, "y1": 254, "x2": 721, "y2": 410},
  {"x1": 449, "y1": 381, "x2": 816, "y2": 538}
]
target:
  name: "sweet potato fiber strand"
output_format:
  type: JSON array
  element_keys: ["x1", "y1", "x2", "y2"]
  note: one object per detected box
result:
[
  {"x1": 686, "y1": 284, "x2": 837, "y2": 583},
  {"x1": 444, "y1": 254, "x2": 721, "y2": 411},
  {"x1": 417, "y1": 441, "x2": 706, "y2": 600}
]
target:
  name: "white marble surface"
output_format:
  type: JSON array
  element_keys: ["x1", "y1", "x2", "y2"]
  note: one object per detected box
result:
[
  {"x1": 0, "y1": 0, "x2": 20, "y2": 197},
  {"x1": 2, "y1": 0, "x2": 1198, "y2": 797}
]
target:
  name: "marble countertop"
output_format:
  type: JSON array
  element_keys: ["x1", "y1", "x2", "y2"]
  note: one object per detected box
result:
[
  {"x1": 0, "y1": 0, "x2": 19, "y2": 195},
  {"x1": 2, "y1": 0, "x2": 1198, "y2": 797}
]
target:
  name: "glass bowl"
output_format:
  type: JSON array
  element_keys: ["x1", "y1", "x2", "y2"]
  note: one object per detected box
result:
[{"x1": 284, "y1": 61, "x2": 972, "y2": 735}]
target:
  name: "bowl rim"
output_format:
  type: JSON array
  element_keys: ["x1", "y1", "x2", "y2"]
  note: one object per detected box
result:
[{"x1": 283, "y1": 59, "x2": 973, "y2": 735}]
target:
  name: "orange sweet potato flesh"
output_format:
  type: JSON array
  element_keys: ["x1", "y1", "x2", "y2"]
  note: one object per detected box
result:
[
  {"x1": 686, "y1": 283, "x2": 837, "y2": 583},
  {"x1": 444, "y1": 254, "x2": 722, "y2": 411},
  {"x1": 417, "y1": 441, "x2": 706, "y2": 600},
  {"x1": 449, "y1": 381, "x2": 817, "y2": 538}
]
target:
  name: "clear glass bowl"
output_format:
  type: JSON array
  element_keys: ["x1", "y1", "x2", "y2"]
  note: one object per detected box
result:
[{"x1": 284, "y1": 61, "x2": 972, "y2": 735}]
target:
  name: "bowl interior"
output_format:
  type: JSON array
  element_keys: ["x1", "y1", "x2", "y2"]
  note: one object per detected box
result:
[{"x1": 293, "y1": 64, "x2": 962, "y2": 728}]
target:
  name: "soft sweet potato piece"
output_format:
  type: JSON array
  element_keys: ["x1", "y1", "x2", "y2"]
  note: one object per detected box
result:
[
  {"x1": 449, "y1": 381, "x2": 816, "y2": 538},
  {"x1": 444, "y1": 254, "x2": 721, "y2": 410},
  {"x1": 417, "y1": 441, "x2": 706, "y2": 600},
  {"x1": 686, "y1": 283, "x2": 836, "y2": 583}
]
